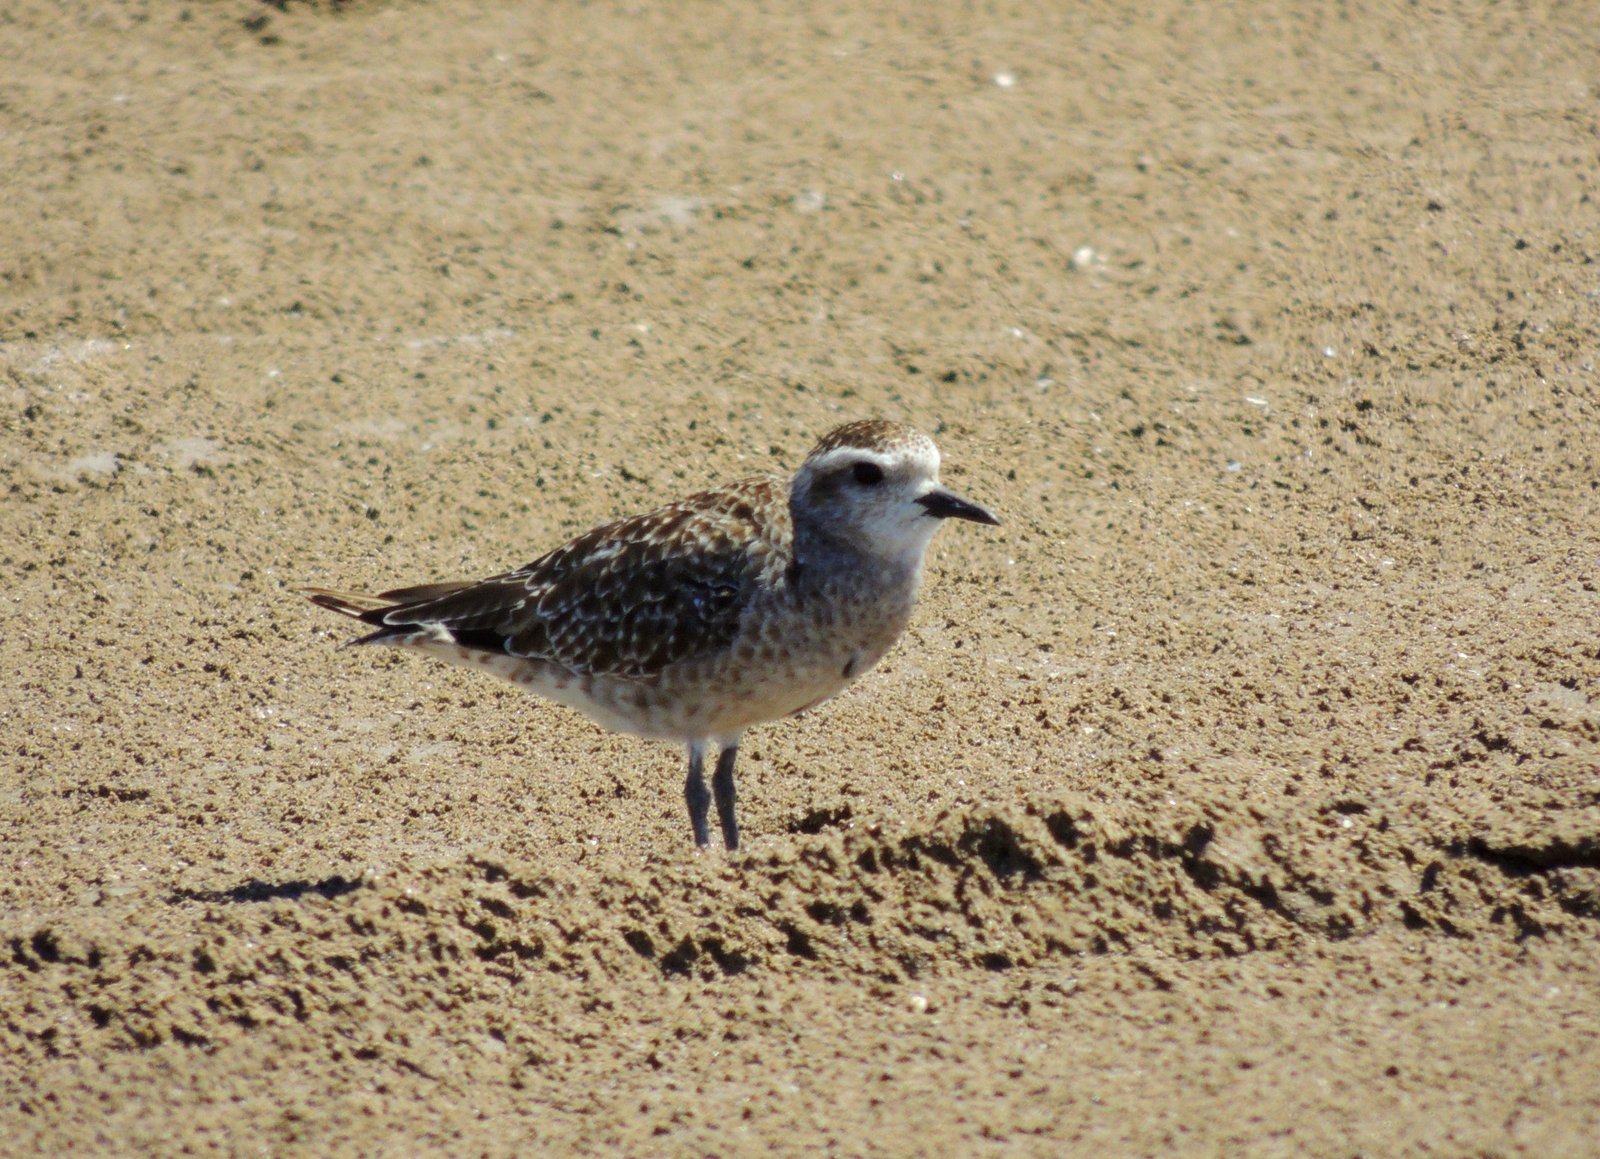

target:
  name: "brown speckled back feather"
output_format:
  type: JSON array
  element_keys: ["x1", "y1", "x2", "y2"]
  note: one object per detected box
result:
[{"x1": 334, "y1": 476, "x2": 793, "y2": 679}]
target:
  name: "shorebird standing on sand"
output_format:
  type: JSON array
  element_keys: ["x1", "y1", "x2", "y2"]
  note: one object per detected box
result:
[{"x1": 306, "y1": 419, "x2": 999, "y2": 850}]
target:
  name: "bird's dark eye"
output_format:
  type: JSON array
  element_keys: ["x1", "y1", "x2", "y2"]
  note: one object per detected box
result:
[{"x1": 851, "y1": 461, "x2": 885, "y2": 486}]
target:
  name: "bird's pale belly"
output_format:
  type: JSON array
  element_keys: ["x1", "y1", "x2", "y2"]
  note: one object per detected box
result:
[
  {"x1": 578, "y1": 637, "x2": 887, "y2": 741},
  {"x1": 592, "y1": 588, "x2": 914, "y2": 740}
]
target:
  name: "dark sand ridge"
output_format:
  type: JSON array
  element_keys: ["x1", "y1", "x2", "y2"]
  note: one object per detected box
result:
[{"x1": 3, "y1": 1, "x2": 1597, "y2": 1154}]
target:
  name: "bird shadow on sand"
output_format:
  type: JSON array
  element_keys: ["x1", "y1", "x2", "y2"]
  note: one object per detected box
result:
[{"x1": 165, "y1": 874, "x2": 365, "y2": 906}]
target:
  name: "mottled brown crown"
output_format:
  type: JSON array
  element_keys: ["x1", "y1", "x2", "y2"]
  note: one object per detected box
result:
[{"x1": 805, "y1": 419, "x2": 931, "y2": 462}]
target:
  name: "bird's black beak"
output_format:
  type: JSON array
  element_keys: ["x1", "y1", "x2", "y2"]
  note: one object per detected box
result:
[{"x1": 916, "y1": 487, "x2": 1000, "y2": 526}]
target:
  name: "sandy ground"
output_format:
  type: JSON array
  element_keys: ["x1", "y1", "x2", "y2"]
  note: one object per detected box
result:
[{"x1": 4, "y1": 1, "x2": 1599, "y2": 1154}]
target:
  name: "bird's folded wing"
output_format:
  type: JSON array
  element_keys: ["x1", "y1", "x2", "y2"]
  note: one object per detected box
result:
[{"x1": 346, "y1": 483, "x2": 789, "y2": 679}]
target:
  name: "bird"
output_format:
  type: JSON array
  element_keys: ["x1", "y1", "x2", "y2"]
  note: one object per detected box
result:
[{"x1": 304, "y1": 418, "x2": 999, "y2": 850}]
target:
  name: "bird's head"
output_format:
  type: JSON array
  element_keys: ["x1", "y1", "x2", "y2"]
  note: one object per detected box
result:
[{"x1": 790, "y1": 420, "x2": 999, "y2": 564}]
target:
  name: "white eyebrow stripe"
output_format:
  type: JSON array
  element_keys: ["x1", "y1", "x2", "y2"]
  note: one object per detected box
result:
[
  {"x1": 805, "y1": 446, "x2": 895, "y2": 470},
  {"x1": 804, "y1": 445, "x2": 942, "y2": 477}
]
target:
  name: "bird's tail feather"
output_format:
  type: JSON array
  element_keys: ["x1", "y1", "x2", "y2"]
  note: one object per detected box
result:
[
  {"x1": 302, "y1": 587, "x2": 397, "y2": 619},
  {"x1": 303, "y1": 582, "x2": 480, "y2": 648}
]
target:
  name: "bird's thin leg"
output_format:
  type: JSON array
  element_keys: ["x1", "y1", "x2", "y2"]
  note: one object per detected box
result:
[
  {"x1": 712, "y1": 740, "x2": 740, "y2": 852},
  {"x1": 685, "y1": 741, "x2": 712, "y2": 848}
]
